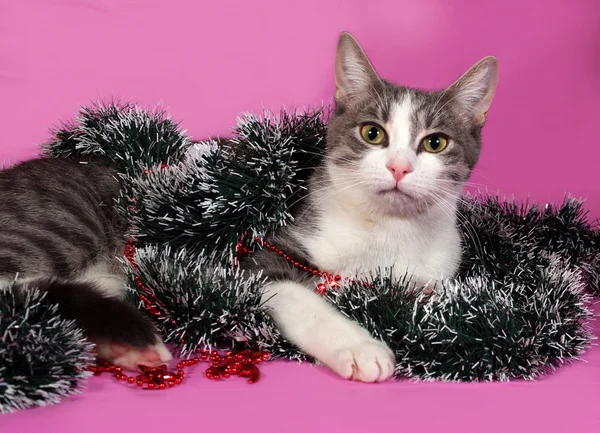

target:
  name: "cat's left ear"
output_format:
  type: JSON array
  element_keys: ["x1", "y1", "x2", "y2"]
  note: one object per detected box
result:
[
  {"x1": 335, "y1": 32, "x2": 381, "y2": 102},
  {"x1": 446, "y1": 57, "x2": 498, "y2": 126}
]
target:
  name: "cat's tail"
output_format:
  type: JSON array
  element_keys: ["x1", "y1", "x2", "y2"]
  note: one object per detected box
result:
[{"x1": 15, "y1": 278, "x2": 172, "y2": 370}]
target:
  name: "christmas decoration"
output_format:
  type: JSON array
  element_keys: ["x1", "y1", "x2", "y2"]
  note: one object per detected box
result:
[
  {"x1": 1, "y1": 102, "x2": 598, "y2": 413},
  {"x1": 88, "y1": 349, "x2": 269, "y2": 389},
  {"x1": 239, "y1": 235, "x2": 344, "y2": 294},
  {"x1": 0, "y1": 287, "x2": 95, "y2": 413}
]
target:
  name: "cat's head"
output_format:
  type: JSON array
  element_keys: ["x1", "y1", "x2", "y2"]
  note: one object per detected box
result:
[{"x1": 325, "y1": 32, "x2": 497, "y2": 218}]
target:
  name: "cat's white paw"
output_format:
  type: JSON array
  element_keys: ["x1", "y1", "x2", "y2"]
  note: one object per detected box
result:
[
  {"x1": 95, "y1": 339, "x2": 173, "y2": 371},
  {"x1": 326, "y1": 339, "x2": 396, "y2": 382}
]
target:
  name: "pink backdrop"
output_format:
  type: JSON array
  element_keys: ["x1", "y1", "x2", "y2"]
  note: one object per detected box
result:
[
  {"x1": 1, "y1": 1, "x2": 599, "y2": 432},
  {"x1": 1, "y1": 0, "x2": 599, "y2": 216}
]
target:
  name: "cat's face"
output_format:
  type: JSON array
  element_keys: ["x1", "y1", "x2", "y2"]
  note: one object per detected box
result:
[{"x1": 325, "y1": 33, "x2": 497, "y2": 218}]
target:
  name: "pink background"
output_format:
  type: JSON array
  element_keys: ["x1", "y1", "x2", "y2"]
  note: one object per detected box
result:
[{"x1": 1, "y1": 0, "x2": 599, "y2": 431}]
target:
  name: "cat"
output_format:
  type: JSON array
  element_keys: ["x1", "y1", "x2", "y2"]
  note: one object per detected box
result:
[
  {"x1": 0, "y1": 157, "x2": 171, "y2": 370},
  {"x1": 0, "y1": 31, "x2": 496, "y2": 379},
  {"x1": 242, "y1": 32, "x2": 497, "y2": 382}
]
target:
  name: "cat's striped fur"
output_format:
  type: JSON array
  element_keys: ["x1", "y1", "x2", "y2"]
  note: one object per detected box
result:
[{"x1": 0, "y1": 157, "x2": 171, "y2": 369}]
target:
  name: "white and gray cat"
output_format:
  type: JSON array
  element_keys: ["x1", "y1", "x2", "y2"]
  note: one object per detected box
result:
[
  {"x1": 0, "y1": 32, "x2": 497, "y2": 379},
  {"x1": 243, "y1": 32, "x2": 497, "y2": 381}
]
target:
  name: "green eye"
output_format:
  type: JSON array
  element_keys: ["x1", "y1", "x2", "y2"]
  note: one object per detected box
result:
[
  {"x1": 422, "y1": 134, "x2": 448, "y2": 153},
  {"x1": 360, "y1": 124, "x2": 386, "y2": 145}
]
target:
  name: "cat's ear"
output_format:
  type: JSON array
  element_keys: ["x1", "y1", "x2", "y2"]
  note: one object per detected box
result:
[
  {"x1": 446, "y1": 56, "x2": 498, "y2": 126},
  {"x1": 335, "y1": 32, "x2": 381, "y2": 102}
]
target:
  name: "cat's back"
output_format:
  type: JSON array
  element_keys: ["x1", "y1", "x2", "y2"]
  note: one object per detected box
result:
[
  {"x1": 0, "y1": 157, "x2": 118, "y2": 197},
  {"x1": 0, "y1": 157, "x2": 126, "y2": 279}
]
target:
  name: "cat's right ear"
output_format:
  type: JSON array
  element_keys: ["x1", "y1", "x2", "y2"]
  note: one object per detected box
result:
[
  {"x1": 335, "y1": 32, "x2": 381, "y2": 102},
  {"x1": 446, "y1": 56, "x2": 498, "y2": 127}
]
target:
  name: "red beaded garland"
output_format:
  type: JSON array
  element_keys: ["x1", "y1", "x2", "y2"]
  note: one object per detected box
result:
[
  {"x1": 249, "y1": 236, "x2": 343, "y2": 295},
  {"x1": 119, "y1": 181, "x2": 348, "y2": 392},
  {"x1": 204, "y1": 349, "x2": 270, "y2": 384},
  {"x1": 89, "y1": 348, "x2": 269, "y2": 390},
  {"x1": 95, "y1": 226, "x2": 272, "y2": 390}
]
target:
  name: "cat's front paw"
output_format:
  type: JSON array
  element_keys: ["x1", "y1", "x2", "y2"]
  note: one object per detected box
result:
[{"x1": 328, "y1": 339, "x2": 396, "y2": 382}]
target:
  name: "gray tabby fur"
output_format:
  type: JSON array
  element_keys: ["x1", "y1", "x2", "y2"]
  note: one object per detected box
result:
[{"x1": 0, "y1": 157, "x2": 172, "y2": 370}]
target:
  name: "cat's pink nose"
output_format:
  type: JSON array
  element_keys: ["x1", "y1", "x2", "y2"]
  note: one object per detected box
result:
[{"x1": 386, "y1": 162, "x2": 413, "y2": 182}]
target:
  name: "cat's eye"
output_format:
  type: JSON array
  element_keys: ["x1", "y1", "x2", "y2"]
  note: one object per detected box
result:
[
  {"x1": 422, "y1": 134, "x2": 448, "y2": 153},
  {"x1": 360, "y1": 123, "x2": 386, "y2": 145}
]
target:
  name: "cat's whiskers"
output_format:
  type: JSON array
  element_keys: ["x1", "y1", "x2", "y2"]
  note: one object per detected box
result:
[
  {"x1": 429, "y1": 92, "x2": 464, "y2": 123},
  {"x1": 288, "y1": 178, "x2": 365, "y2": 210},
  {"x1": 307, "y1": 177, "x2": 361, "y2": 188},
  {"x1": 295, "y1": 180, "x2": 369, "y2": 221},
  {"x1": 433, "y1": 178, "x2": 490, "y2": 190},
  {"x1": 366, "y1": 83, "x2": 387, "y2": 117},
  {"x1": 324, "y1": 156, "x2": 364, "y2": 168},
  {"x1": 295, "y1": 150, "x2": 365, "y2": 169},
  {"x1": 428, "y1": 90, "x2": 447, "y2": 123},
  {"x1": 429, "y1": 188, "x2": 484, "y2": 259}
]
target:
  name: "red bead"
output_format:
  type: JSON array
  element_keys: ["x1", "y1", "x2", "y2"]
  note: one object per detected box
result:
[
  {"x1": 278, "y1": 250, "x2": 284, "y2": 256},
  {"x1": 127, "y1": 377, "x2": 135, "y2": 384},
  {"x1": 120, "y1": 375, "x2": 127, "y2": 381},
  {"x1": 317, "y1": 283, "x2": 326, "y2": 293},
  {"x1": 334, "y1": 275, "x2": 342, "y2": 281},
  {"x1": 270, "y1": 245, "x2": 276, "y2": 251},
  {"x1": 293, "y1": 261, "x2": 299, "y2": 267},
  {"x1": 201, "y1": 355, "x2": 208, "y2": 361},
  {"x1": 312, "y1": 270, "x2": 319, "y2": 275},
  {"x1": 159, "y1": 383, "x2": 166, "y2": 390},
  {"x1": 193, "y1": 357, "x2": 200, "y2": 364},
  {"x1": 168, "y1": 381, "x2": 176, "y2": 387},
  {"x1": 147, "y1": 383, "x2": 156, "y2": 389},
  {"x1": 137, "y1": 380, "x2": 144, "y2": 387},
  {"x1": 286, "y1": 256, "x2": 292, "y2": 262},
  {"x1": 175, "y1": 378, "x2": 182, "y2": 384},
  {"x1": 176, "y1": 363, "x2": 183, "y2": 370},
  {"x1": 303, "y1": 266, "x2": 309, "y2": 271}
]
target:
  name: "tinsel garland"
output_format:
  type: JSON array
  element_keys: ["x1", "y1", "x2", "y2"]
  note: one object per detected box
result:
[
  {"x1": 0, "y1": 287, "x2": 95, "y2": 413},
  {"x1": 1, "y1": 102, "x2": 598, "y2": 413}
]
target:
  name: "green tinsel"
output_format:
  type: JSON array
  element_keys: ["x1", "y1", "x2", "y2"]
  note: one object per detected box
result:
[
  {"x1": 48, "y1": 102, "x2": 594, "y2": 380},
  {"x1": 2, "y1": 102, "x2": 596, "y2": 412},
  {"x1": 45, "y1": 102, "x2": 190, "y2": 178},
  {"x1": 0, "y1": 287, "x2": 95, "y2": 414},
  {"x1": 126, "y1": 196, "x2": 595, "y2": 381},
  {"x1": 121, "y1": 109, "x2": 327, "y2": 265}
]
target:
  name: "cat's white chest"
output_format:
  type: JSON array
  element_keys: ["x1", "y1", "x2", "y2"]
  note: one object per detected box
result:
[{"x1": 300, "y1": 208, "x2": 461, "y2": 283}]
